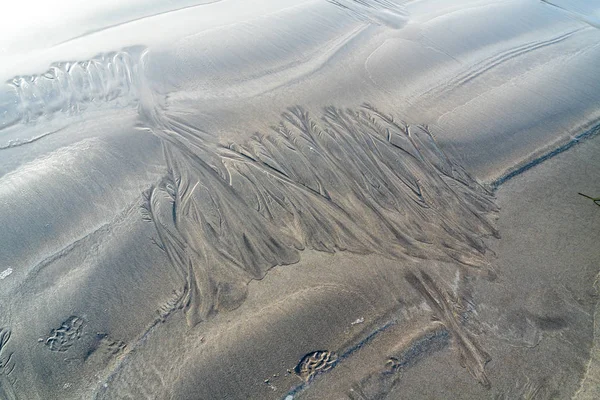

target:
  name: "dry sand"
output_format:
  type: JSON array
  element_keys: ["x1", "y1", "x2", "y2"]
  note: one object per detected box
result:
[{"x1": 0, "y1": 0, "x2": 599, "y2": 399}]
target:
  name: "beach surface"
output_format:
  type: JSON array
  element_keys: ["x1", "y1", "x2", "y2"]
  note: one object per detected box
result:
[{"x1": 0, "y1": 0, "x2": 599, "y2": 399}]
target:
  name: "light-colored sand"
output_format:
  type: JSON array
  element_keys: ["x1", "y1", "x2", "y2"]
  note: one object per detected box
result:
[{"x1": 0, "y1": 1, "x2": 599, "y2": 399}]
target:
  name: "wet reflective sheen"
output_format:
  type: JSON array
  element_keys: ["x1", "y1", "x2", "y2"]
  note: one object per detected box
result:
[{"x1": 1, "y1": 1, "x2": 599, "y2": 399}]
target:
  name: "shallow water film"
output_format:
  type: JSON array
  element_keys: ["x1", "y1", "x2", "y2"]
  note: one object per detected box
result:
[{"x1": 1, "y1": 0, "x2": 600, "y2": 399}]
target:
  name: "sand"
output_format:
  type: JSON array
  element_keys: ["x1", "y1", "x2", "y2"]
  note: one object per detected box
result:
[{"x1": 0, "y1": 0, "x2": 599, "y2": 399}]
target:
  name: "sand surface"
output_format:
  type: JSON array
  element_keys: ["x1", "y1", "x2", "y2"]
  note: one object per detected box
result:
[{"x1": 0, "y1": 0, "x2": 599, "y2": 399}]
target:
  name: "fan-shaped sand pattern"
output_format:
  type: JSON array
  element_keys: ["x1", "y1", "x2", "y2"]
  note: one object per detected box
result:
[{"x1": 138, "y1": 103, "x2": 498, "y2": 327}]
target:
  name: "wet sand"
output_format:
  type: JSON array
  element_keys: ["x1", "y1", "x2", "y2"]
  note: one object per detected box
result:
[{"x1": 0, "y1": 0, "x2": 599, "y2": 399}]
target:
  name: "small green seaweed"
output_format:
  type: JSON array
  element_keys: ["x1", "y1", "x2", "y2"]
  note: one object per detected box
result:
[{"x1": 578, "y1": 193, "x2": 600, "y2": 207}]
